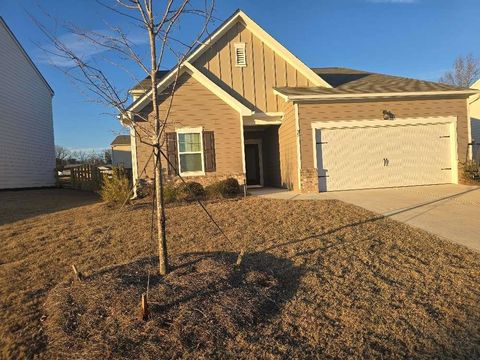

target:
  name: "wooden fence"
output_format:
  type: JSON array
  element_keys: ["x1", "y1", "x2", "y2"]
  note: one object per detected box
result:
[
  {"x1": 57, "y1": 165, "x2": 132, "y2": 192},
  {"x1": 70, "y1": 164, "x2": 104, "y2": 191}
]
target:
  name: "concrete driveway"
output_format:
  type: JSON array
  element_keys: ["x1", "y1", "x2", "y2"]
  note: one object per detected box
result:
[{"x1": 251, "y1": 184, "x2": 480, "y2": 252}]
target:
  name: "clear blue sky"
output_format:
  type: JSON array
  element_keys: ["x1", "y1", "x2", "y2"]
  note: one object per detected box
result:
[{"x1": 1, "y1": 0, "x2": 479, "y2": 150}]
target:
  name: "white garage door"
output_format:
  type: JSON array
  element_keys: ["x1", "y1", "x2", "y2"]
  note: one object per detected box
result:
[{"x1": 315, "y1": 121, "x2": 455, "y2": 192}]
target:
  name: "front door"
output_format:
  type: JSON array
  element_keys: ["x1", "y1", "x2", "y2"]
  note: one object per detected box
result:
[{"x1": 245, "y1": 143, "x2": 261, "y2": 186}]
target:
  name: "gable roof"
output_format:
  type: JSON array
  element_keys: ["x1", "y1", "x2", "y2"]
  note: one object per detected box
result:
[
  {"x1": 125, "y1": 62, "x2": 253, "y2": 119},
  {"x1": 274, "y1": 67, "x2": 478, "y2": 100},
  {"x1": 472, "y1": 79, "x2": 480, "y2": 90},
  {"x1": 129, "y1": 70, "x2": 170, "y2": 93},
  {"x1": 111, "y1": 135, "x2": 131, "y2": 146},
  {"x1": 127, "y1": 9, "x2": 330, "y2": 113},
  {"x1": 0, "y1": 17, "x2": 54, "y2": 96}
]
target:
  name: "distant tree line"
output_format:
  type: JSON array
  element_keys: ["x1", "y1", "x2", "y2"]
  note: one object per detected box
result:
[{"x1": 55, "y1": 145, "x2": 112, "y2": 167}]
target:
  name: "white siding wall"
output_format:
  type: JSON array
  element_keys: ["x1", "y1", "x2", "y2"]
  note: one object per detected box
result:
[
  {"x1": 0, "y1": 20, "x2": 55, "y2": 189},
  {"x1": 111, "y1": 145, "x2": 132, "y2": 168}
]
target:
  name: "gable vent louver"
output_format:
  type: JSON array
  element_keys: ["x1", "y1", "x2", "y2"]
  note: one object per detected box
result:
[{"x1": 234, "y1": 43, "x2": 247, "y2": 67}]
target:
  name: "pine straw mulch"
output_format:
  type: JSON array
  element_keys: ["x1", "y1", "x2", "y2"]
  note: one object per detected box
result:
[
  {"x1": 44, "y1": 253, "x2": 298, "y2": 359},
  {"x1": 1, "y1": 189, "x2": 480, "y2": 359}
]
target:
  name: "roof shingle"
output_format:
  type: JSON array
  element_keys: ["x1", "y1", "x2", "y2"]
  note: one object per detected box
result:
[
  {"x1": 111, "y1": 135, "x2": 131, "y2": 146},
  {"x1": 130, "y1": 70, "x2": 170, "y2": 92},
  {"x1": 274, "y1": 67, "x2": 474, "y2": 97}
]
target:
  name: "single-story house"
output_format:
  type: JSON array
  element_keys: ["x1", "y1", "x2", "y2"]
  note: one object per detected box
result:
[
  {"x1": 122, "y1": 9, "x2": 477, "y2": 193},
  {"x1": 469, "y1": 79, "x2": 480, "y2": 161},
  {"x1": 0, "y1": 17, "x2": 55, "y2": 189},
  {"x1": 111, "y1": 135, "x2": 132, "y2": 169}
]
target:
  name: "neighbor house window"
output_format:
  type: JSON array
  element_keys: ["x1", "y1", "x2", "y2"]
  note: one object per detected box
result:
[
  {"x1": 234, "y1": 43, "x2": 246, "y2": 67},
  {"x1": 177, "y1": 128, "x2": 204, "y2": 174}
]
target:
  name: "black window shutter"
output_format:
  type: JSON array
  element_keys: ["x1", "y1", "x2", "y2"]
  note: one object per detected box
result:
[
  {"x1": 166, "y1": 132, "x2": 178, "y2": 175},
  {"x1": 203, "y1": 131, "x2": 216, "y2": 172}
]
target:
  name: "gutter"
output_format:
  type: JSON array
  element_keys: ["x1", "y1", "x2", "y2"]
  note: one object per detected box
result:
[{"x1": 273, "y1": 89, "x2": 480, "y2": 102}]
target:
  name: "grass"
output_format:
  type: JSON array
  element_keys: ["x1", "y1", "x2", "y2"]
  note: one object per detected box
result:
[{"x1": 0, "y1": 189, "x2": 479, "y2": 359}]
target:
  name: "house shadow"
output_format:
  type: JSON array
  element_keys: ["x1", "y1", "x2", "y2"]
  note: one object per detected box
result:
[
  {"x1": 0, "y1": 188, "x2": 99, "y2": 226},
  {"x1": 263, "y1": 186, "x2": 479, "y2": 255}
]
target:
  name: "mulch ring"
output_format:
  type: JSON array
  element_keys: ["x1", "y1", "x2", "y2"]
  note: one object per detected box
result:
[{"x1": 43, "y1": 252, "x2": 300, "y2": 359}]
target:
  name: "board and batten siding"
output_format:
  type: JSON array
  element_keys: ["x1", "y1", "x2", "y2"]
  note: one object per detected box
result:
[
  {"x1": 298, "y1": 98, "x2": 470, "y2": 171},
  {"x1": 135, "y1": 73, "x2": 243, "y2": 180},
  {"x1": 0, "y1": 19, "x2": 55, "y2": 189},
  {"x1": 194, "y1": 21, "x2": 312, "y2": 114}
]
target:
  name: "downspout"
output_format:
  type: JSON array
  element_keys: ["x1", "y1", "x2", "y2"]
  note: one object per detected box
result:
[
  {"x1": 239, "y1": 113, "x2": 247, "y2": 196},
  {"x1": 294, "y1": 102, "x2": 302, "y2": 192},
  {"x1": 129, "y1": 124, "x2": 139, "y2": 198}
]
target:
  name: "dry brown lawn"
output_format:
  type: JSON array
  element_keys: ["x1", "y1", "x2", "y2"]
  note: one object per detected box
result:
[{"x1": 0, "y1": 189, "x2": 479, "y2": 359}]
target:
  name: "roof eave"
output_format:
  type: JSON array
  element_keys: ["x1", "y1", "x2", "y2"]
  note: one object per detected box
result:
[{"x1": 275, "y1": 90, "x2": 479, "y2": 102}]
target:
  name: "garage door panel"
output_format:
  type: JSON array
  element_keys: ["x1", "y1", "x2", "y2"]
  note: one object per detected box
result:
[{"x1": 316, "y1": 123, "x2": 453, "y2": 192}]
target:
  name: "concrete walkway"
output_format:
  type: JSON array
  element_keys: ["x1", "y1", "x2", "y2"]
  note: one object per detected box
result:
[{"x1": 250, "y1": 184, "x2": 480, "y2": 252}]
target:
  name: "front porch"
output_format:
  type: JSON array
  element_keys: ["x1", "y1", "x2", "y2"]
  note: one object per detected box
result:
[{"x1": 243, "y1": 125, "x2": 282, "y2": 189}]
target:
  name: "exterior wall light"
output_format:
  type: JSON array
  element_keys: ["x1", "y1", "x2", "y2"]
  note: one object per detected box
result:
[{"x1": 383, "y1": 110, "x2": 395, "y2": 120}]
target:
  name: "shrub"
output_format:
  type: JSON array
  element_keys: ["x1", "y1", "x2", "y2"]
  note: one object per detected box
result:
[
  {"x1": 206, "y1": 178, "x2": 241, "y2": 199},
  {"x1": 205, "y1": 182, "x2": 222, "y2": 199},
  {"x1": 100, "y1": 168, "x2": 131, "y2": 205},
  {"x1": 177, "y1": 181, "x2": 205, "y2": 202},
  {"x1": 463, "y1": 160, "x2": 480, "y2": 182},
  {"x1": 136, "y1": 180, "x2": 153, "y2": 199},
  {"x1": 163, "y1": 182, "x2": 178, "y2": 204},
  {"x1": 219, "y1": 178, "x2": 241, "y2": 197}
]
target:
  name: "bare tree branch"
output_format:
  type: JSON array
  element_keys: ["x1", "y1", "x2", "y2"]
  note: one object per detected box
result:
[{"x1": 439, "y1": 54, "x2": 480, "y2": 87}]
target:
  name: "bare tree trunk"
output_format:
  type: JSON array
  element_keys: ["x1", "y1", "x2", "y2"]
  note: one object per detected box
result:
[{"x1": 147, "y1": 13, "x2": 168, "y2": 276}]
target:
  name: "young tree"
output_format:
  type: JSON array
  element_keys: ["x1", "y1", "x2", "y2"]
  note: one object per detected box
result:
[
  {"x1": 439, "y1": 54, "x2": 480, "y2": 87},
  {"x1": 34, "y1": 0, "x2": 215, "y2": 275},
  {"x1": 104, "y1": 148, "x2": 112, "y2": 164}
]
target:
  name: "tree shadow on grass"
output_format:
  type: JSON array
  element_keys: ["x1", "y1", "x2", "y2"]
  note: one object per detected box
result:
[{"x1": 45, "y1": 251, "x2": 304, "y2": 359}]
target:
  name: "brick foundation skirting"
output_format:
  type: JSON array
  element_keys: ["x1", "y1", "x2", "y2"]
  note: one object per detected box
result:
[
  {"x1": 137, "y1": 172, "x2": 247, "y2": 194},
  {"x1": 300, "y1": 168, "x2": 318, "y2": 193}
]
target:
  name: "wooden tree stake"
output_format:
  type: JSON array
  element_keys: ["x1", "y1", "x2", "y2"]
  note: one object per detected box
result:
[
  {"x1": 141, "y1": 293, "x2": 149, "y2": 321},
  {"x1": 236, "y1": 249, "x2": 245, "y2": 266},
  {"x1": 71, "y1": 264, "x2": 83, "y2": 281}
]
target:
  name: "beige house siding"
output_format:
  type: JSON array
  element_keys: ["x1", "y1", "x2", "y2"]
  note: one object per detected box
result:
[
  {"x1": 134, "y1": 73, "x2": 244, "y2": 183},
  {"x1": 469, "y1": 81, "x2": 480, "y2": 160},
  {"x1": 470, "y1": 95, "x2": 480, "y2": 121},
  {"x1": 194, "y1": 21, "x2": 312, "y2": 114},
  {"x1": 278, "y1": 101, "x2": 299, "y2": 190},
  {"x1": 297, "y1": 98, "x2": 470, "y2": 191}
]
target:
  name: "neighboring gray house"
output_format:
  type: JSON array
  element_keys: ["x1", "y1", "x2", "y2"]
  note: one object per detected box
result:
[
  {"x1": 0, "y1": 17, "x2": 55, "y2": 189},
  {"x1": 111, "y1": 135, "x2": 132, "y2": 169}
]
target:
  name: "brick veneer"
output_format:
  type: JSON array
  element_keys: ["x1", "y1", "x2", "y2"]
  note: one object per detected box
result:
[{"x1": 300, "y1": 168, "x2": 318, "y2": 193}]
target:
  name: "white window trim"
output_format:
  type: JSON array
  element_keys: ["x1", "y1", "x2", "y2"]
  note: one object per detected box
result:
[
  {"x1": 176, "y1": 127, "x2": 205, "y2": 177},
  {"x1": 234, "y1": 42, "x2": 247, "y2": 67}
]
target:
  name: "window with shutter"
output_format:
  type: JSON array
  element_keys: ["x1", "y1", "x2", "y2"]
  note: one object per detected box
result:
[
  {"x1": 234, "y1": 43, "x2": 246, "y2": 67},
  {"x1": 176, "y1": 127, "x2": 205, "y2": 175}
]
